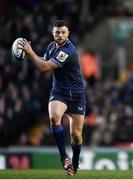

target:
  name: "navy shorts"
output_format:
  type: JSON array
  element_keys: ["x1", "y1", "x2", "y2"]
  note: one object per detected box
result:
[{"x1": 49, "y1": 90, "x2": 86, "y2": 115}]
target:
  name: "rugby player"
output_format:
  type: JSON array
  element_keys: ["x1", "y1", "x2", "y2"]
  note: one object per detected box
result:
[{"x1": 18, "y1": 20, "x2": 86, "y2": 176}]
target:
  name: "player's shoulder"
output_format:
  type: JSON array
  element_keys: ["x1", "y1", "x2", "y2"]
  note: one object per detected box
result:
[
  {"x1": 63, "y1": 40, "x2": 77, "y2": 54},
  {"x1": 65, "y1": 40, "x2": 76, "y2": 48},
  {"x1": 47, "y1": 41, "x2": 55, "y2": 49},
  {"x1": 62, "y1": 40, "x2": 76, "y2": 51}
]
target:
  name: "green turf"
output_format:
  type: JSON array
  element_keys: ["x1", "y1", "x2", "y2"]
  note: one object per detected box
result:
[{"x1": 0, "y1": 169, "x2": 133, "y2": 179}]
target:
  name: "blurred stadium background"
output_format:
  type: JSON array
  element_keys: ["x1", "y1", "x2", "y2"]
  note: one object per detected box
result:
[{"x1": 0, "y1": 0, "x2": 132, "y2": 170}]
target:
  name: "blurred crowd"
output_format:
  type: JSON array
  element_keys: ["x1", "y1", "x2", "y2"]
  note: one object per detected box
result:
[
  {"x1": 81, "y1": 48, "x2": 133, "y2": 147},
  {"x1": 84, "y1": 77, "x2": 133, "y2": 147},
  {"x1": 0, "y1": 0, "x2": 133, "y2": 147}
]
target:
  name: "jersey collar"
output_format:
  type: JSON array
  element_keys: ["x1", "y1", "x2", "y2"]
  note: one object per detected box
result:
[{"x1": 55, "y1": 39, "x2": 70, "y2": 48}]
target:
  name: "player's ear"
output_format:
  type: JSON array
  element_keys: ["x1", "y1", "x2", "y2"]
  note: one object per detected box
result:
[{"x1": 52, "y1": 30, "x2": 54, "y2": 37}]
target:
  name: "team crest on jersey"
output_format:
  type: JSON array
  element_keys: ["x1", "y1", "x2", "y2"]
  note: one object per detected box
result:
[{"x1": 56, "y1": 51, "x2": 69, "y2": 62}]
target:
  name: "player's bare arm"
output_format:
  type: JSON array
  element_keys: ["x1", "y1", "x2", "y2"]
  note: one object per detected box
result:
[{"x1": 18, "y1": 39, "x2": 58, "y2": 72}]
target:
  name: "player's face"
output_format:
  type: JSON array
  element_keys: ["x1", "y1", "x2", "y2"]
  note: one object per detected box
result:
[{"x1": 52, "y1": 26, "x2": 69, "y2": 45}]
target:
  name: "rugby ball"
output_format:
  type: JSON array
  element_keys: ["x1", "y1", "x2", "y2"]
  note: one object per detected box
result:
[{"x1": 12, "y1": 38, "x2": 25, "y2": 61}]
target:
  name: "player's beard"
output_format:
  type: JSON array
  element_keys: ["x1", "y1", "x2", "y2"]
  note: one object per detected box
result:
[{"x1": 55, "y1": 39, "x2": 67, "y2": 46}]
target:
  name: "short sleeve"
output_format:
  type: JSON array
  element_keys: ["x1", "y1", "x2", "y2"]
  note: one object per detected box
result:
[
  {"x1": 50, "y1": 50, "x2": 69, "y2": 67},
  {"x1": 43, "y1": 50, "x2": 49, "y2": 61}
]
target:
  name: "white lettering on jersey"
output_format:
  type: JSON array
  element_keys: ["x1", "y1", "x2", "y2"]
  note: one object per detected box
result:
[{"x1": 56, "y1": 51, "x2": 69, "y2": 62}]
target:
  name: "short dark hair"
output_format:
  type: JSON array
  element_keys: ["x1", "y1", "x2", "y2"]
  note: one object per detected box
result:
[{"x1": 52, "y1": 20, "x2": 69, "y2": 29}]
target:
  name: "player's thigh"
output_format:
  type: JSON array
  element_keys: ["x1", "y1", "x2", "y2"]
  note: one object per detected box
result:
[
  {"x1": 68, "y1": 114, "x2": 84, "y2": 135},
  {"x1": 48, "y1": 100, "x2": 67, "y2": 122}
]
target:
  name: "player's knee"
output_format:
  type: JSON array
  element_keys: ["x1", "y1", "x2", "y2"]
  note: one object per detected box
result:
[
  {"x1": 71, "y1": 132, "x2": 82, "y2": 144},
  {"x1": 50, "y1": 113, "x2": 61, "y2": 125}
]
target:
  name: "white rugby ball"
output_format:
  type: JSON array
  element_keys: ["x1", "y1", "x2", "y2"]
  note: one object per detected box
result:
[{"x1": 12, "y1": 38, "x2": 25, "y2": 61}]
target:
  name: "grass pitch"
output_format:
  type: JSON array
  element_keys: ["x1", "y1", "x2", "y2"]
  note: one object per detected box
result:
[{"x1": 0, "y1": 169, "x2": 133, "y2": 179}]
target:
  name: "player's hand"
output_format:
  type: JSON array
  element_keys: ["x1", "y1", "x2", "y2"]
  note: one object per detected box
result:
[{"x1": 18, "y1": 39, "x2": 33, "y2": 59}]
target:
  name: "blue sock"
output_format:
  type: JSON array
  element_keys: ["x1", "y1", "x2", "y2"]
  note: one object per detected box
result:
[
  {"x1": 71, "y1": 142, "x2": 82, "y2": 168},
  {"x1": 51, "y1": 124, "x2": 66, "y2": 159}
]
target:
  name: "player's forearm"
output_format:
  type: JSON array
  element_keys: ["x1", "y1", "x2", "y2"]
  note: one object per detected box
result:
[{"x1": 27, "y1": 50, "x2": 48, "y2": 72}]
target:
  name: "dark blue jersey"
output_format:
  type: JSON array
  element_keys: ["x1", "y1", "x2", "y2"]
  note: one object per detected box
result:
[{"x1": 44, "y1": 40, "x2": 85, "y2": 92}]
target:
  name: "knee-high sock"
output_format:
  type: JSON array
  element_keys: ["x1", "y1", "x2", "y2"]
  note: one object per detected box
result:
[
  {"x1": 71, "y1": 142, "x2": 82, "y2": 167},
  {"x1": 51, "y1": 124, "x2": 66, "y2": 158}
]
